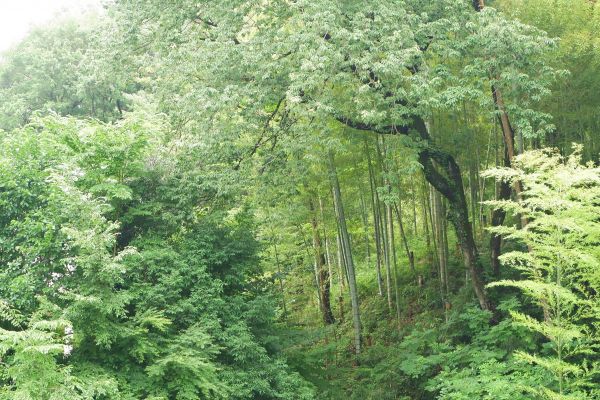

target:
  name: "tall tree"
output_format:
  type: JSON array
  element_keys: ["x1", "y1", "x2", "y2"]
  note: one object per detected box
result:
[
  {"x1": 112, "y1": 0, "x2": 558, "y2": 311},
  {"x1": 308, "y1": 197, "x2": 335, "y2": 325},
  {"x1": 328, "y1": 152, "x2": 362, "y2": 356},
  {"x1": 365, "y1": 138, "x2": 385, "y2": 296}
]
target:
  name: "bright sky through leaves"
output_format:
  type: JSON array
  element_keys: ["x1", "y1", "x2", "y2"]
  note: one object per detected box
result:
[{"x1": 0, "y1": 0, "x2": 101, "y2": 53}]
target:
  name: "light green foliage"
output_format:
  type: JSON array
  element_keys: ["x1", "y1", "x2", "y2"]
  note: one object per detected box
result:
[
  {"x1": 485, "y1": 146, "x2": 600, "y2": 398},
  {"x1": 0, "y1": 18, "x2": 128, "y2": 132},
  {"x1": 498, "y1": 0, "x2": 600, "y2": 159},
  {"x1": 110, "y1": 0, "x2": 558, "y2": 173},
  {"x1": 0, "y1": 299, "x2": 81, "y2": 400}
]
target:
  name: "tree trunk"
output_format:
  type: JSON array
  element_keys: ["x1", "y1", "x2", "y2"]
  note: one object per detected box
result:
[
  {"x1": 492, "y1": 88, "x2": 528, "y2": 223},
  {"x1": 299, "y1": 227, "x2": 324, "y2": 311},
  {"x1": 378, "y1": 137, "x2": 394, "y2": 312},
  {"x1": 441, "y1": 199, "x2": 450, "y2": 299},
  {"x1": 394, "y1": 202, "x2": 415, "y2": 275},
  {"x1": 490, "y1": 142, "x2": 512, "y2": 277},
  {"x1": 421, "y1": 147, "x2": 490, "y2": 309},
  {"x1": 472, "y1": 0, "x2": 485, "y2": 11},
  {"x1": 474, "y1": 0, "x2": 528, "y2": 277},
  {"x1": 309, "y1": 197, "x2": 335, "y2": 325},
  {"x1": 272, "y1": 238, "x2": 287, "y2": 317},
  {"x1": 329, "y1": 152, "x2": 362, "y2": 356},
  {"x1": 410, "y1": 175, "x2": 418, "y2": 235},
  {"x1": 421, "y1": 179, "x2": 434, "y2": 270},
  {"x1": 319, "y1": 196, "x2": 335, "y2": 292},
  {"x1": 336, "y1": 116, "x2": 491, "y2": 310},
  {"x1": 383, "y1": 201, "x2": 393, "y2": 312},
  {"x1": 469, "y1": 159, "x2": 479, "y2": 237},
  {"x1": 389, "y1": 204, "x2": 402, "y2": 326},
  {"x1": 432, "y1": 189, "x2": 448, "y2": 302},
  {"x1": 336, "y1": 232, "x2": 345, "y2": 322},
  {"x1": 359, "y1": 191, "x2": 371, "y2": 264},
  {"x1": 365, "y1": 138, "x2": 384, "y2": 296}
]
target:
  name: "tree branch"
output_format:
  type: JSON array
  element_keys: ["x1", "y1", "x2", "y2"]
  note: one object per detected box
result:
[{"x1": 334, "y1": 116, "x2": 409, "y2": 135}]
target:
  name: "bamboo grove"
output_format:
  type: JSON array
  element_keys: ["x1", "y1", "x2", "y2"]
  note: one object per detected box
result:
[{"x1": 0, "y1": 0, "x2": 599, "y2": 399}]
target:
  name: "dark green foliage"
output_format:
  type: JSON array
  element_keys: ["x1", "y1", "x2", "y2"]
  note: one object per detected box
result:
[{"x1": 0, "y1": 115, "x2": 314, "y2": 398}]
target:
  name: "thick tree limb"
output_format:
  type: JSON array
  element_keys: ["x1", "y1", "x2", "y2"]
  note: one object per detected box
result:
[{"x1": 335, "y1": 113, "x2": 491, "y2": 310}]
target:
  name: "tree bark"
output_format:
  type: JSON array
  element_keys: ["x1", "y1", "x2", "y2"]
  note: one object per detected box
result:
[
  {"x1": 365, "y1": 138, "x2": 385, "y2": 296},
  {"x1": 383, "y1": 201, "x2": 394, "y2": 312},
  {"x1": 432, "y1": 189, "x2": 448, "y2": 301},
  {"x1": 336, "y1": 116, "x2": 492, "y2": 310},
  {"x1": 272, "y1": 238, "x2": 287, "y2": 317},
  {"x1": 410, "y1": 175, "x2": 418, "y2": 235},
  {"x1": 394, "y1": 202, "x2": 415, "y2": 275},
  {"x1": 469, "y1": 159, "x2": 479, "y2": 237},
  {"x1": 329, "y1": 152, "x2": 362, "y2": 355},
  {"x1": 378, "y1": 137, "x2": 394, "y2": 312},
  {"x1": 421, "y1": 179, "x2": 434, "y2": 270},
  {"x1": 490, "y1": 142, "x2": 512, "y2": 277},
  {"x1": 359, "y1": 191, "x2": 371, "y2": 265},
  {"x1": 389, "y1": 204, "x2": 402, "y2": 326},
  {"x1": 472, "y1": 0, "x2": 485, "y2": 11},
  {"x1": 319, "y1": 196, "x2": 335, "y2": 292},
  {"x1": 335, "y1": 232, "x2": 345, "y2": 322},
  {"x1": 475, "y1": 0, "x2": 528, "y2": 276},
  {"x1": 309, "y1": 197, "x2": 335, "y2": 325},
  {"x1": 298, "y1": 226, "x2": 324, "y2": 311},
  {"x1": 413, "y1": 123, "x2": 491, "y2": 310}
]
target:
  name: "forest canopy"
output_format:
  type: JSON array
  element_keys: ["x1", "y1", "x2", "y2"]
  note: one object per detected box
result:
[{"x1": 0, "y1": 0, "x2": 599, "y2": 399}]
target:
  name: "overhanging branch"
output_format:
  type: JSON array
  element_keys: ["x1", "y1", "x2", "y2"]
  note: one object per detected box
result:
[
  {"x1": 334, "y1": 113, "x2": 457, "y2": 200},
  {"x1": 334, "y1": 116, "x2": 409, "y2": 135}
]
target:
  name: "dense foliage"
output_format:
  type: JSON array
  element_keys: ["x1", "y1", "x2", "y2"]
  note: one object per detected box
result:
[
  {"x1": 0, "y1": 0, "x2": 599, "y2": 399},
  {"x1": 0, "y1": 112, "x2": 313, "y2": 399}
]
